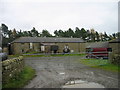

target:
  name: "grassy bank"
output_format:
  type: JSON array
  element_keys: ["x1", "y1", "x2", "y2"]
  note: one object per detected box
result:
[
  {"x1": 3, "y1": 66, "x2": 36, "y2": 88},
  {"x1": 79, "y1": 59, "x2": 119, "y2": 72}
]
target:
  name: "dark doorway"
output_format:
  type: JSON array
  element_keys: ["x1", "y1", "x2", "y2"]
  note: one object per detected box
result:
[
  {"x1": 8, "y1": 43, "x2": 11, "y2": 55},
  {"x1": 50, "y1": 45, "x2": 59, "y2": 54}
]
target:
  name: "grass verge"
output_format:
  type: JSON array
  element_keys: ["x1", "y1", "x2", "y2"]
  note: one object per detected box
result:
[
  {"x1": 8, "y1": 55, "x2": 21, "y2": 58},
  {"x1": 23, "y1": 53, "x2": 86, "y2": 57},
  {"x1": 79, "y1": 59, "x2": 120, "y2": 72},
  {"x1": 2, "y1": 66, "x2": 36, "y2": 88}
]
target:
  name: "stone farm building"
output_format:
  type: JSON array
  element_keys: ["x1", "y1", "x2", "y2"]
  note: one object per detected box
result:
[
  {"x1": 109, "y1": 38, "x2": 120, "y2": 54},
  {"x1": 11, "y1": 37, "x2": 86, "y2": 55},
  {"x1": 85, "y1": 42, "x2": 109, "y2": 49}
]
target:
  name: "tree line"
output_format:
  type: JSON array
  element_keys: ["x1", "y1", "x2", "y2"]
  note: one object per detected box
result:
[{"x1": 0, "y1": 23, "x2": 119, "y2": 47}]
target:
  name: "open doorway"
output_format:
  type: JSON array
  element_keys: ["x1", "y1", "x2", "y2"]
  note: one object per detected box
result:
[{"x1": 50, "y1": 45, "x2": 59, "y2": 54}]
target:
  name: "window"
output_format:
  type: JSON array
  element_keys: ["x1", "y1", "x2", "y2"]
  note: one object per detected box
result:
[
  {"x1": 22, "y1": 49, "x2": 24, "y2": 53},
  {"x1": 107, "y1": 48, "x2": 112, "y2": 52},
  {"x1": 30, "y1": 43, "x2": 33, "y2": 49},
  {"x1": 41, "y1": 46, "x2": 45, "y2": 51}
]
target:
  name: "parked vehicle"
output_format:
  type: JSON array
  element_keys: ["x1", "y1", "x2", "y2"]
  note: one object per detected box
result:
[
  {"x1": 0, "y1": 47, "x2": 8, "y2": 61},
  {"x1": 86, "y1": 48, "x2": 112, "y2": 59}
]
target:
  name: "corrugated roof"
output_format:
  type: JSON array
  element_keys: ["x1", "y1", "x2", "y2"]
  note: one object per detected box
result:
[
  {"x1": 86, "y1": 42, "x2": 109, "y2": 48},
  {"x1": 11, "y1": 37, "x2": 85, "y2": 43}
]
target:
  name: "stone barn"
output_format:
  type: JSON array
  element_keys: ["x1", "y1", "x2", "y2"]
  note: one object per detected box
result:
[
  {"x1": 108, "y1": 38, "x2": 120, "y2": 64},
  {"x1": 109, "y1": 38, "x2": 120, "y2": 54},
  {"x1": 85, "y1": 42, "x2": 109, "y2": 49},
  {"x1": 10, "y1": 37, "x2": 86, "y2": 55}
]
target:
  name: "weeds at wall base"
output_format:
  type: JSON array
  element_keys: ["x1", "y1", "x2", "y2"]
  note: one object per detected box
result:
[{"x1": 2, "y1": 66, "x2": 36, "y2": 88}]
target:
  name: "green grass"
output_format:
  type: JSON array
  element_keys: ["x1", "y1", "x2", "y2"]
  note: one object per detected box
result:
[
  {"x1": 23, "y1": 54, "x2": 45, "y2": 57},
  {"x1": 95, "y1": 64, "x2": 119, "y2": 72},
  {"x1": 23, "y1": 53, "x2": 86, "y2": 57},
  {"x1": 8, "y1": 55, "x2": 21, "y2": 58},
  {"x1": 79, "y1": 59, "x2": 120, "y2": 72},
  {"x1": 9, "y1": 53, "x2": 86, "y2": 58},
  {"x1": 23, "y1": 51, "x2": 40, "y2": 54},
  {"x1": 79, "y1": 59, "x2": 108, "y2": 66},
  {"x1": 2, "y1": 66, "x2": 36, "y2": 88},
  {"x1": 50, "y1": 53, "x2": 85, "y2": 57}
]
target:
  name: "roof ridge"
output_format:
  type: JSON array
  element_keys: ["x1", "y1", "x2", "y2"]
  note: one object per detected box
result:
[{"x1": 11, "y1": 37, "x2": 85, "y2": 43}]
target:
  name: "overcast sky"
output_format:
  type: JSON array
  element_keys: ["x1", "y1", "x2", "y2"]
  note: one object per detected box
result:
[{"x1": 0, "y1": 0, "x2": 119, "y2": 35}]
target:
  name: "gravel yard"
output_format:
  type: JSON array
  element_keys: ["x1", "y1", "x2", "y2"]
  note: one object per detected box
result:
[{"x1": 24, "y1": 56, "x2": 118, "y2": 88}]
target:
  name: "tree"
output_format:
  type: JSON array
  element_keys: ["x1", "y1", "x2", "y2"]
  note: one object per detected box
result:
[
  {"x1": 112, "y1": 33, "x2": 116, "y2": 39},
  {"x1": 95, "y1": 31, "x2": 100, "y2": 42},
  {"x1": 1, "y1": 24, "x2": 9, "y2": 47},
  {"x1": 54, "y1": 30, "x2": 59, "y2": 37},
  {"x1": 103, "y1": 32, "x2": 109, "y2": 41},
  {"x1": 28, "y1": 31, "x2": 32, "y2": 37},
  {"x1": 23, "y1": 31, "x2": 29, "y2": 36},
  {"x1": 8, "y1": 30, "x2": 12, "y2": 38},
  {"x1": 54, "y1": 30, "x2": 65, "y2": 37},
  {"x1": 16, "y1": 29, "x2": 24, "y2": 37},
  {"x1": 31, "y1": 27, "x2": 39, "y2": 37},
  {"x1": 116, "y1": 32, "x2": 120, "y2": 39},
  {"x1": 41, "y1": 30, "x2": 52, "y2": 37},
  {"x1": 81, "y1": 28, "x2": 87, "y2": 40},
  {"x1": 66, "y1": 28, "x2": 74, "y2": 37},
  {"x1": 86, "y1": 30, "x2": 91, "y2": 41},
  {"x1": 74, "y1": 27, "x2": 82, "y2": 38},
  {"x1": 90, "y1": 28, "x2": 96, "y2": 42},
  {"x1": 1, "y1": 24, "x2": 9, "y2": 38},
  {"x1": 63, "y1": 28, "x2": 74, "y2": 37},
  {"x1": 12, "y1": 28, "x2": 17, "y2": 38},
  {"x1": 58, "y1": 30, "x2": 65, "y2": 37}
]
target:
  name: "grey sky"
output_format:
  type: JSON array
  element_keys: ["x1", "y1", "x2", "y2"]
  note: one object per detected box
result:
[{"x1": 0, "y1": 0, "x2": 119, "y2": 35}]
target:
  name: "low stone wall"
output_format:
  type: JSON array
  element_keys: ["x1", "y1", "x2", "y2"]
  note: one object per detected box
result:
[{"x1": 2, "y1": 56, "x2": 24, "y2": 84}]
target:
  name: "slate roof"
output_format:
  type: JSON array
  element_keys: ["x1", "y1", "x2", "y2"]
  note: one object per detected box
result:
[
  {"x1": 11, "y1": 37, "x2": 85, "y2": 43},
  {"x1": 86, "y1": 42, "x2": 109, "y2": 48},
  {"x1": 109, "y1": 38, "x2": 120, "y2": 43}
]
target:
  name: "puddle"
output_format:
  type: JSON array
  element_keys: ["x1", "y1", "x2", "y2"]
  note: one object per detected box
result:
[
  {"x1": 59, "y1": 72, "x2": 65, "y2": 75},
  {"x1": 65, "y1": 80, "x2": 87, "y2": 85},
  {"x1": 62, "y1": 80, "x2": 105, "y2": 88}
]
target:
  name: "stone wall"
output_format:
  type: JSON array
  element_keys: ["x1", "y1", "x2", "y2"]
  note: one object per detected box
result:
[
  {"x1": 12, "y1": 43, "x2": 22, "y2": 54},
  {"x1": 11, "y1": 42, "x2": 86, "y2": 54},
  {"x1": 33, "y1": 43, "x2": 40, "y2": 52},
  {"x1": 12, "y1": 43, "x2": 30, "y2": 54},
  {"x1": 42, "y1": 42, "x2": 86, "y2": 53},
  {"x1": 109, "y1": 43, "x2": 120, "y2": 65},
  {"x1": 109, "y1": 43, "x2": 120, "y2": 54},
  {"x1": 2, "y1": 56, "x2": 24, "y2": 84},
  {"x1": 109, "y1": 53, "x2": 120, "y2": 65},
  {"x1": 2, "y1": 47, "x2": 8, "y2": 54},
  {"x1": 56, "y1": 42, "x2": 86, "y2": 53}
]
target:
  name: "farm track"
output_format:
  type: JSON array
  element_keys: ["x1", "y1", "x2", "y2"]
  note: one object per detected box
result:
[{"x1": 24, "y1": 56, "x2": 119, "y2": 88}]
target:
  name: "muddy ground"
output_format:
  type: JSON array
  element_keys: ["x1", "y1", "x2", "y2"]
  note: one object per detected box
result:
[{"x1": 24, "y1": 56, "x2": 119, "y2": 88}]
